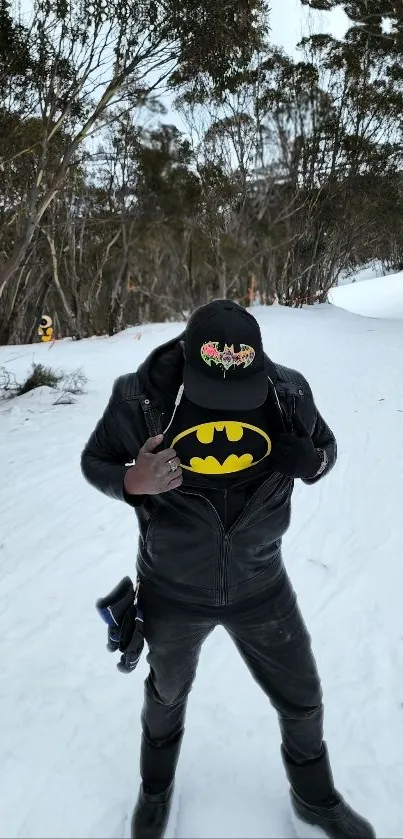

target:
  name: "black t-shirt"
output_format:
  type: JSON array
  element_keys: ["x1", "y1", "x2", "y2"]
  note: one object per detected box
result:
[{"x1": 165, "y1": 394, "x2": 283, "y2": 526}]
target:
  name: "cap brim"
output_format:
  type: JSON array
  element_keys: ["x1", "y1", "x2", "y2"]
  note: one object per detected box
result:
[{"x1": 184, "y1": 363, "x2": 269, "y2": 411}]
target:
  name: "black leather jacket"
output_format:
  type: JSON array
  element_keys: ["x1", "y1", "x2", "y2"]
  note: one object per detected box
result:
[{"x1": 81, "y1": 336, "x2": 337, "y2": 607}]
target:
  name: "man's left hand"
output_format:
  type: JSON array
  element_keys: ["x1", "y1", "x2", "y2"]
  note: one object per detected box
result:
[{"x1": 269, "y1": 415, "x2": 321, "y2": 479}]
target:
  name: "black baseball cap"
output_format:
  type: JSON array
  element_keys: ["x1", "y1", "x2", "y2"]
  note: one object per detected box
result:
[{"x1": 183, "y1": 300, "x2": 269, "y2": 410}]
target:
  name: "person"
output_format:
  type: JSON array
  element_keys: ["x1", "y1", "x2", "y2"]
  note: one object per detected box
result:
[{"x1": 81, "y1": 300, "x2": 375, "y2": 839}]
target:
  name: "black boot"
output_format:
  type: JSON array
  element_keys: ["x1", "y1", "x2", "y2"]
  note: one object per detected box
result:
[
  {"x1": 282, "y1": 744, "x2": 376, "y2": 838},
  {"x1": 290, "y1": 789, "x2": 375, "y2": 838},
  {"x1": 131, "y1": 781, "x2": 174, "y2": 839}
]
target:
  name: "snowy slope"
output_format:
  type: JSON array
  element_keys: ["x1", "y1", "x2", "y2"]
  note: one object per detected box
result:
[
  {"x1": 1, "y1": 301, "x2": 403, "y2": 838},
  {"x1": 329, "y1": 269, "x2": 403, "y2": 318},
  {"x1": 337, "y1": 260, "x2": 391, "y2": 287}
]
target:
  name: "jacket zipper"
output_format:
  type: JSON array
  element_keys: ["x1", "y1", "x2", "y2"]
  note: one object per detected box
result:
[
  {"x1": 222, "y1": 534, "x2": 229, "y2": 605},
  {"x1": 178, "y1": 473, "x2": 287, "y2": 606},
  {"x1": 178, "y1": 488, "x2": 226, "y2": 606},
  {"x1": 290, "y1": 395, "x2": 296, "y2": 432},
  {"x1": 222, "y1": 489, "x2": 229, "y2": 605}
]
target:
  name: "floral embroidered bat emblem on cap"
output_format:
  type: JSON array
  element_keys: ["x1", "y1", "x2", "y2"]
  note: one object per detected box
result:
[{"x1": 200, "y1": 342, "x2": 255, "y2": 373}]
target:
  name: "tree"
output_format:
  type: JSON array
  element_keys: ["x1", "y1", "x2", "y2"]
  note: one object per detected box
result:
[
  {"x1": 3, "y1": 0, "x2": 403, "y2": 344},
  {"x1": 0, "y1": 0, "x2": 269, "y2": 343}
]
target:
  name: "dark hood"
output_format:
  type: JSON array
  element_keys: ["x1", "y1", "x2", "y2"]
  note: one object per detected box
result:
[
  {"x1": 137, "y1": 333, "x2": 185, "y2": 408},
  {"x1": 137, "y1": 331, "x2": 279, "y2": 409}
]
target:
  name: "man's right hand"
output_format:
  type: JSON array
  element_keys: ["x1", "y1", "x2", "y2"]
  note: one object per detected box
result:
[{"x1": 124, "y1": 435, "x2": 183, "y2": 496}]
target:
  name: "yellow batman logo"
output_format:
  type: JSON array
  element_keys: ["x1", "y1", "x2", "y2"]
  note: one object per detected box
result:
[{"x1": 171, "y1": 421, "x2": 271, "y2": 475}]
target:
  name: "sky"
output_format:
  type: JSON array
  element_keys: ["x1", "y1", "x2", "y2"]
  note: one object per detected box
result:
[
  {"x1": 270, "y1": 0, "x2": 349, "y2": 55},
  {"x1": 160, "y1": 0, "x2": 350, "y2": 128}
]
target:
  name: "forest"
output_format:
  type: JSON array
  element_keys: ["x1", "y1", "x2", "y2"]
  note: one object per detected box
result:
[{"x1": 1, "y1": 0, "x2": 402, "y2": 343}]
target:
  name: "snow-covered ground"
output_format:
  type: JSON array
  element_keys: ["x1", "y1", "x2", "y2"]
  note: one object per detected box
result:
[
  {"x1": 330, "y1": 268, "x2": 403, "y2": 318},
  {"x1": 1, "y1": 279, "x2": 403, "y2": 838}
]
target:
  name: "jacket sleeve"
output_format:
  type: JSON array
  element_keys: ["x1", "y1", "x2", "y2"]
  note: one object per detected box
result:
[
  {"x1": 81, "y1": 378, "x2": 145, "y2": 508},
  {"x1": 294, "y1": 373, "x2": 337, "y2": 485},
  {"x1": 302, "y1": 396, "x2": 337, "y2": 485}
]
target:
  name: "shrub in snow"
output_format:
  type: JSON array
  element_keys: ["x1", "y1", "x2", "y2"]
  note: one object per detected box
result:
[
  {"x1": 17, "y1": 363, "x2": 63, "y2": 396},
  {"x1": 0, "y1": 363, "x2": 88, "y2": 403}
]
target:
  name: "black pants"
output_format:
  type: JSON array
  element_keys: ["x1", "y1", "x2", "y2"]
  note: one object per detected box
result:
[{"x1": 138, "y1": 572, "x2": 325, "y2": 796}]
